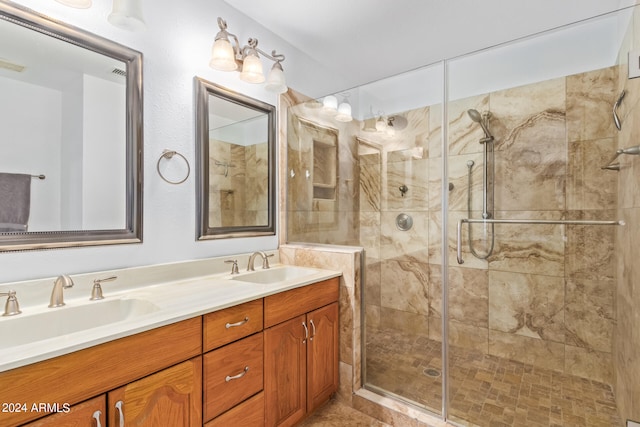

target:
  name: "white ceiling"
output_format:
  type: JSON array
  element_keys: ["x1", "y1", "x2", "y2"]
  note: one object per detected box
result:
[{"x1": 224, "y1": 0, "x2": 636, "y2": 90}]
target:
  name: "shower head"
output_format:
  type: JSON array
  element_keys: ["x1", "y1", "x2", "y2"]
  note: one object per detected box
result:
[{"x1": 467, "y1": 109, "x2": 493, "y2": 140}]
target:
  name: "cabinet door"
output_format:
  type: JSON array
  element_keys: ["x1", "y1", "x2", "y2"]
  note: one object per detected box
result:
[
  {"x1": 23, "y1": 395, "x2": 106, "y2": 427},
  {"x1": 306, "y1": 302, "x2": 339, "y2": 413},
  {"x1": 264, "y1": 314, "x2": 307, "y2": 427},
  {"x1": 107, "y1": 357, "x2": 202, "y2": 427}
]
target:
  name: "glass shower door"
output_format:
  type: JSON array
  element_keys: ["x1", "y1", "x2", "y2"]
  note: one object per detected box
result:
[{"x1": 444, "y1": 8, "x2": 633, "y2": 426}]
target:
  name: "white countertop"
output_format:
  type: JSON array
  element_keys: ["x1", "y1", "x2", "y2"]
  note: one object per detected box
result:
[{"x1": 0, "y1": 255, "x2": 341, "y2": 373}]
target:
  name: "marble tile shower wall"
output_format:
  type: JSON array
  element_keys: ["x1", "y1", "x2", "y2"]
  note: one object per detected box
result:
[
  {"x1": 208, "y1": 140, "x2": 269, "y2": 227},
  {"x1": 286, "y1": 106, "x2": 360, "y2": 245},
  {"x1": 614, "y1": 5, "x2": 640, "y2": 420},
  {"x1": 287, "y1": 66, "x2": 622, "y2": 389},
  {"x1": 443, "y1": 66, "x2": 619, "y2": 386}
]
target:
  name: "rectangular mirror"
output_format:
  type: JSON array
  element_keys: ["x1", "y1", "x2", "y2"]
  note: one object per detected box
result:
[
  {"x1": 195, "y1": 78, "x2": 275, "y2": 239},
  {"x1": 0, "y1": 2, "x2": 143, "y2": 251}
]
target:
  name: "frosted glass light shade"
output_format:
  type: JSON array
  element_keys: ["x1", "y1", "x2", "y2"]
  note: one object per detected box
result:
[
  {"x1": 335, "y1": 102, "x2": 352, "y2": 122},
  {"x1": 210, "y1": 38, "x2": 238, "y2": 71},
  {"x1": 265, "y1": 63, "x2": 287, "y2": 94},
  {"x1": 108, "y1": 0, "x2": 146, "y2": 32},
  {"x1": 322, "y1": 95, "x2": 338, "y2": 112},
  {"x1": 55, "y1": 0, "x2": 92, "y2": 8},
  {"x1": 239, "y1": 54, "x2": 265, "y2": 83}
]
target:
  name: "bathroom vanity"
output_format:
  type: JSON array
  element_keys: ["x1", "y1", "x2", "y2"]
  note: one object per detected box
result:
[{"x1": 0, "y1": 256, "x2": 341, "y2": 427}]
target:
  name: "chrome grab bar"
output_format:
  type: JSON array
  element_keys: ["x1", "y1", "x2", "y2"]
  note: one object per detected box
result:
[{"x1": 456, "y1": 218, "x2": 625, "y2": 264}]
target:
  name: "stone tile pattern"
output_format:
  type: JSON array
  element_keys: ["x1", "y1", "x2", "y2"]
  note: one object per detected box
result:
[
  {"x1": 207, "y1": 140, "x2": 268, "y2": 227},
  {"x1": 366, "y1": 327, "x2": 622, "y2": 427},
  {"x1": 613, "y1": 4, "x2": 640, "y2": 423},
  {"x1": 283, "y1": 64, "x2": 629, "y2": 425}
]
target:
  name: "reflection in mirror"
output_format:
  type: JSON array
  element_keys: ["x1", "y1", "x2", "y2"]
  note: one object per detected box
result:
[
  {"x1": 0, "y1": 2, "x2": 142, "y2": 251},
  {"x1": 195, "y1": 77, "x2": 275, "y2": 239}
]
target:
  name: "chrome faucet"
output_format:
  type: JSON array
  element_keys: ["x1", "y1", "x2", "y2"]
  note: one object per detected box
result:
[
  {"x1": 247, "y1": 251, "x2": 273, "y2": 271},
  {"x1": 0, "y1": 290, "x2": 21, "y2": 316},
  {"x1": 49, "y1": 275, "x2": 74, "y2": 308}
]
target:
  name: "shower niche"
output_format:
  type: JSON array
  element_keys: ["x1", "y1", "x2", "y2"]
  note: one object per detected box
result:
[{"x1": 312, "y1": 137, "x2": 337, "y2": 200}]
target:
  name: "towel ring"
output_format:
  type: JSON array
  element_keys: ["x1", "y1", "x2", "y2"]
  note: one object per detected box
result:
[{"x1": 157, "y1": 150, "x2": 190, "y2": 185}]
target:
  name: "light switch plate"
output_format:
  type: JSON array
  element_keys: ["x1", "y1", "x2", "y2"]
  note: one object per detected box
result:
[
  {"x1": 629, "y1": 49, "x2": 640, "y2": 79},
  {"x1": 628, "y1": 420, "x2": 640, "y2": 427}
]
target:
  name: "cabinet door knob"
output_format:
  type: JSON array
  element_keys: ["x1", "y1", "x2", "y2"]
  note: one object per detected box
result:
[
  {"x1": 92, "y1": 410, "x2": 103, "y2": 427},
  {"x1": 115, "y1": 400, "x2": 125, "y2": 427},
  {"x1": 302, "y1": 321, "x2": 309, "y2": 343},
  {"x1": 225, "y1": 366, "x2": 249, "y2": 382}
]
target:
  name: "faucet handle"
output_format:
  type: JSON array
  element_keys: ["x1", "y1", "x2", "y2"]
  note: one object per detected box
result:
[
  {"x1": 262, "y1": 253, "x2": 274, "y2": 269},
  {"x1": 225, "y1": 259, "x2": 239, "y2": 274},
  {"x1": 90, "y1": 276, "x2": 117, "y2": 301},
  {"x1": 0, "y1": 290, "x2": 21, "y2": 316}
]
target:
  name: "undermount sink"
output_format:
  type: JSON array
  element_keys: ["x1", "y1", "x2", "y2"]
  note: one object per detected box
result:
[
  {"x1": 0, "y1": 298, "x2": 160, "y2": 349},
  {"x1": 231, "y1": 266, "x2": 319, "y2": 284}
]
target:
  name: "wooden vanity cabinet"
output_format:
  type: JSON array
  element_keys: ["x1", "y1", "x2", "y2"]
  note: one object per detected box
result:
[
  {"x1": 264, "y1": 278, "x2": 339, "y2": 427},
  {"x1": 107, "y1": 357, "x2": 202, "y2": 427},
  {"x1": 6, "y1": 277, "x2": 339, "y2": 427},
  {"x1": 203, "y1": 299, "x2": 265, "y2": 426},
  {"x1": 22, "y1": 396, "x2": 106, "y2": 427}
]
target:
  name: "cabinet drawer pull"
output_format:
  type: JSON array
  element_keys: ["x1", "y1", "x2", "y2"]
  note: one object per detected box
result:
[
  {"x1": 302, "y1": 321, "x2": 309, "y2": 343},
  {"x1": 92, "y1": 410, "x2": 103, "y2": 427},
  {"x1": 225, "y1": 316, "x2": 249, "y2": 329},
  {"x1": 225, "y1": 366, "x2": 249, "y2": 382},
  {"x1": 309, "y1": 319, "x2": 316, "y2": 341},
  {"x1": 115, "y1": 400, "x2": 125, "y2": 427}
]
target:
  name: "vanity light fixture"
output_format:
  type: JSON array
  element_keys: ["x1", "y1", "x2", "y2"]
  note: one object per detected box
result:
[
  {"x1": 335, "y1": 98, "x2": 353, "y2": 122},
  {"x1": 210, "y1": 17, "x2": 288, "y2": 94},
  {"x1": 322, "y1": 95, "x2": 338, "y2": 113},
  {"x1": 322, "y1": 93, "x2": 353, "y2": 122},
  {"x1": 108, "y1": 0, "x2": 146, "y2": 32},
  {"x1": 54, "y1": 0, "x2": 146, "y2": 31}
]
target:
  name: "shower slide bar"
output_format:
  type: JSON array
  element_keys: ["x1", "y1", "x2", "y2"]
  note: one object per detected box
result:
[{"x1": 456, "y1": 218, "x2": 625, "y2": 264}]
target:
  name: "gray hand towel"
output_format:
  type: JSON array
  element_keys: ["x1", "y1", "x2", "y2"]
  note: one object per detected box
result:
[{"x1": 0, "y1": 172, "x2": 31, "y2": 232}]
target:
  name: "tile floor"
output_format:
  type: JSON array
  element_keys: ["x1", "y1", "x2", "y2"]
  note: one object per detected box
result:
[
  {"x1": 299, "y1": 398, "x2": 391, "y2": 426},
  {"x1": 365, "y1": 327, "x2": 623, "y2": 427}
]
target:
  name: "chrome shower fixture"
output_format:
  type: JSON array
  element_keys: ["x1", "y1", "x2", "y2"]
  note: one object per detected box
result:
[{"x1": 467, "y1": 109, "x2": 494, "y2": 142}]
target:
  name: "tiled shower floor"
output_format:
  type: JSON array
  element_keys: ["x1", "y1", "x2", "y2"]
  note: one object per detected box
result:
[{"x1": 365, "y1": 328, "x2": 622, "y2": 427}]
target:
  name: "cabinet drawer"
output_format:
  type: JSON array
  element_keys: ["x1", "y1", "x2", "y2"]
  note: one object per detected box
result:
[
  {"x1": 204, "y1": 391, "x2": 264, "y2": 427},
  {"x1": 204, "y1": 299, "x2": 263, "y2": 351},
  {"x1": 203, "y1": 332, "x2": 264, "y2": 421},
  {"x1": 264, "y1": 277, "x2": 339, "y2": 328}
]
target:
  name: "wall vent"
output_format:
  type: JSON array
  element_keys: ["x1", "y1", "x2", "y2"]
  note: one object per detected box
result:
[{"x1": 111, "y1": 68, "x2": 126, "y2": 77}]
